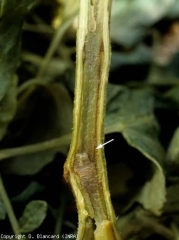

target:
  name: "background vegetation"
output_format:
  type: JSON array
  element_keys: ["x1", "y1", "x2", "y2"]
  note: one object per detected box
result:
[{"x1": 1, "y1": 0, "x2": 179, "y2": 239}]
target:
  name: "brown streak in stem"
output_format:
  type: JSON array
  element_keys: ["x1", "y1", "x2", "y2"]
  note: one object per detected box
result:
[{"x1": 74, "y1": 153, "x2": 107, "y2": 224}]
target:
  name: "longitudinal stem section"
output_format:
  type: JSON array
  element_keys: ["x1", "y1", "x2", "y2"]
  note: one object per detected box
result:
[{"x1": 64, "y1": 0, "x2": 122, "y2": 239}]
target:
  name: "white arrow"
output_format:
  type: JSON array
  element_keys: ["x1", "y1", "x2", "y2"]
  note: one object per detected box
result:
[{"x1": 96, "y1": 139, "x2": 114, "y2": 149}]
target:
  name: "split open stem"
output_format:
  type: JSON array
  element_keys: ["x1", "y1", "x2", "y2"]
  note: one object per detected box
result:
[{"x1": 64, "y1": 0, "x2": 121, "y2": 239}]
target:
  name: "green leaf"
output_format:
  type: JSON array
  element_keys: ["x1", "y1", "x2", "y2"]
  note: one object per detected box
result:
[
  {"x1": 11, "y1": 181, "x2": 45, "y2": 203},
  {"x1": 164, "y1": 86, "x2": 179, "y2": 107},
  {"x1": 163, "y1": 183, "x2": 179, "y2": 214},
  {"x1": 0, "y1": 0, "x2": 36, "y2": 140},
  {"x1": 147, "y1": 65, "x2": 179, "y2": 85},
  {"x1": 0, "y1": 0, "x2": 36, "y2": 17},
  {"x1": 171, "y1": 223, "x2": 179, "y2": 240},
  {"x1": 0, "y1": 76, "x2": 18, "y2": 141},
  {"x1": 19, "y1": 200, "x2": 47, "y2": 233},
  {"x1": 167, "y1": 127, "x2": 179, "y2": 162},
  {"x1": 0, "y1": 83, "x2": 73, "y2": 175},
  {"x1": 0, "y1": 2, "x2": 34, "y2": 101},
  {"x1": 0, "y1": 199, "x2": 6, "y2": 220},
  {"x1": 111, "y1": 0, "x2": 179, "y2": 47},
  {"x1": 164, "y1": 86, "x2": 179, "y2": 175},
  {"x1": 106, "y1": 84, "x2": 166, "y2": 215}
]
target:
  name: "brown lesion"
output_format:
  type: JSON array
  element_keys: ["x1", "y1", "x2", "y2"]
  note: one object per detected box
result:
[{"x1": 74, "y1": 152, "x2": 107, "y2": 224}]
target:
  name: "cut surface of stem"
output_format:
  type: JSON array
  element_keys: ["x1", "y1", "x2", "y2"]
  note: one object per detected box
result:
[{"x1": 64, "y1": 0, "x2": 122, "y2": 239}]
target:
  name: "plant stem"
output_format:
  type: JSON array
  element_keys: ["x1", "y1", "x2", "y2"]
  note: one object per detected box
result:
[
  {"x1": 0, "y1": 174, "x2": 20, "y2": 235},
  {"x1": 0, "y1": 134, "x2": 70, "y2": 161},
  {"x1": 36, "y1": 11, "x2": 78, "y2": 83},
  {"x1": 0, "y1": 124, "x2": 124, "y2": 162},
  {"x1": 64, "y1": 0, "x2": 121, "y2": 239},
  {"x1": 53, "y1": 194, "x2": 66, "y2": 237}
]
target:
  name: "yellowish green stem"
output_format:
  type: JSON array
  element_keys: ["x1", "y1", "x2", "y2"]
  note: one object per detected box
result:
[{"x1": 64, "y1": 0, "x2": 121, "y2": 239}]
